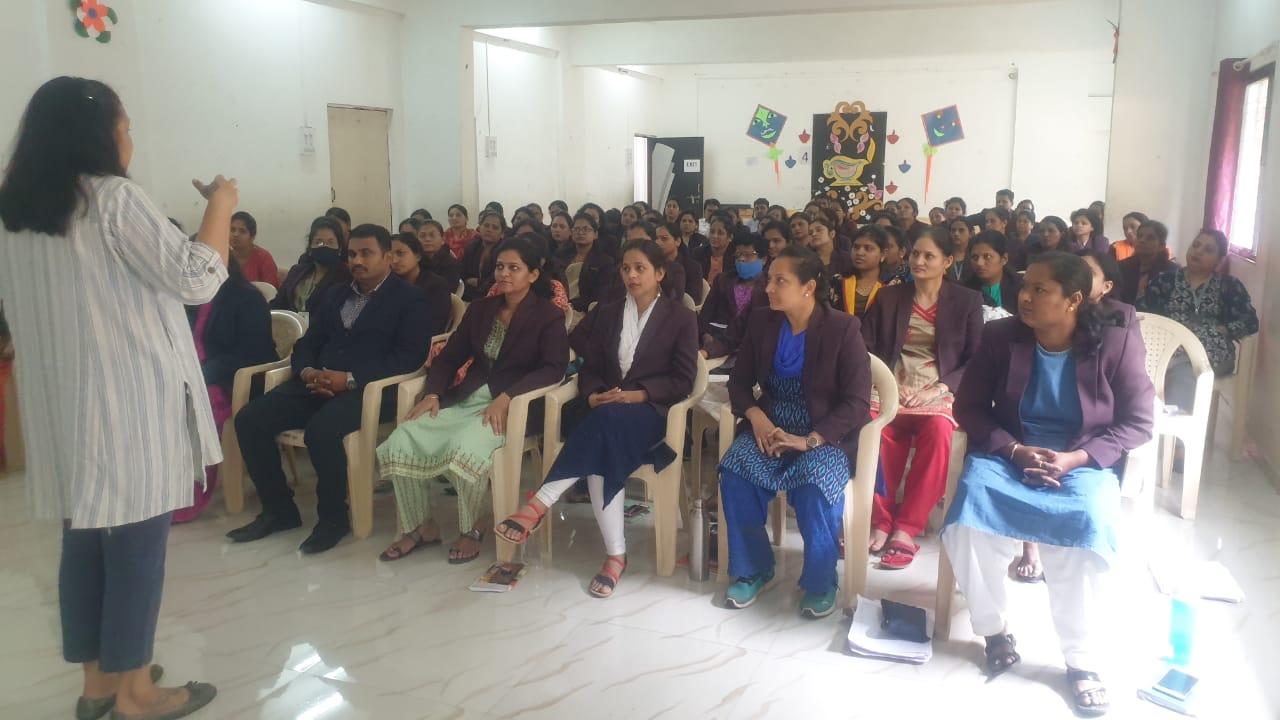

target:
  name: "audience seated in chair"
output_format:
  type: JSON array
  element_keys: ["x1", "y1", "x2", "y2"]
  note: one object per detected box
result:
[
  {"x1": 497, "y1": 239, "x2": 698, "y2": 597},
  {"x1": 1117, "y1": 219, "x2": 1178, "y2": 305},
  {"x1": 699, "y1": 231, "x2": 769, "y2": 357},
  {"x1": 717, "y1": 246, "x2": 872, "y2": 619},
  {"x1": 178, "y1": 255, "x2": 276, "y2": 523},
  {"x1": 229, "y1": 211, "x2": 279, "y2": 288},
  {"x1": 658, "y1": 221, "x2": 707, "y2": 305},
  {"x1": 807, "y1": 210, "x2": 855, "y2": 284},
  {"x1": 861, "y1": 226, "x2": 984, "y2": 570},
  {"x1": 942, "y1": 251, "x2": 1154, "y2": 718},
  {"x1": 834, "y1": 225, "x2": 889, "y2": 317},
  {"x1": 273, "y1": 216, "x2": 351, "y2": 315},
  {"x1": 1108, "y1": 211, "x2": 1149, "y2": 263},
  {"x1": 229, "y1": 224, "x2": 433, "y2": 554},
  {"x1": 416, "y1": 219, "x2": 462, "y2": 289},
  {"x1": 692, "y1": 213, "x2": 734, "y2": 287},
  {"x1": 963, "y1": 230, "x2": 1022, "y2": 315},
  {"x1": 444, "y1": 203, "x2": 477, "y2": 259},
  {"x1": 624, "y1": 221, "x2": 687, "y2": 302},
  {"x1": 377, "y1": 236, "x2": 568, "y2": 565},
  {"x1": 1137, "y1": 228, "x2": 1259, "y2": 411},
  {"x1": 459, "y1": 210, "x2": 505, "y2": 301},
  {"x1": 563, "y1": 211, "x2": 616, "y2": 314},
  {"x1": 388, "y1": 231, "x2": 455, "y2": 339}
]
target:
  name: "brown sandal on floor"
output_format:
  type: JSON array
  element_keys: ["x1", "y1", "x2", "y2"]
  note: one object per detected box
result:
[
  {"x1": 588, "y1": 555, "x2": 627, "y2": 598},
  {"x1": 379, "y1": 528, "x2": 441, "y2": 561},
  {"x1": 984, "y1": 633, "x2": 1021, "y2": 678},
  {"x1": 448, "y1": 529, "x2": 485, "y2": 565}
]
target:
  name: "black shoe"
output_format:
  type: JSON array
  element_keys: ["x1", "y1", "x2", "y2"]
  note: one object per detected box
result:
[
  {"x1": 225, "y1": 511, "x2": 302, "y2": 543},
  {"x1": 299, "y1": 521, "x2": 350, "y2": 554}
]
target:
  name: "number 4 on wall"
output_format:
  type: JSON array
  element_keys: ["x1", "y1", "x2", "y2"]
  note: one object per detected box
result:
[{"x1": 800, "y1": 152, "x2": 810, "y2": 165}]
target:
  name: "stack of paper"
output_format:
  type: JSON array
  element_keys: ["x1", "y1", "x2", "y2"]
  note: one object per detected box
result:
[
  {"x1": 846, "y1": 596, "x2": 933, "y2": 664},
  {"x1": 1149, "y1": 560, "x2": 1246, "y2": 603}
]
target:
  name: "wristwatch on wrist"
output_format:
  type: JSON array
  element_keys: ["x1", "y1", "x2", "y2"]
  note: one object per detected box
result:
[
  {"x1": 805, "y1": 433, "x2": 820, "y2": 450},
  {"x1": 345, "y1": 373, "x2": 357, "y2": 392}
]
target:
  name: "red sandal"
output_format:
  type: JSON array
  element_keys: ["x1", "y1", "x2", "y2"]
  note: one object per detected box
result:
[
  {"x1": 496, "y1": 500, "x2": 548, "y2": 545},
  {"x1": 877, "y1": 539, "x2": 921, "y2": 570},
  {"x1": 589, "y1": 555, "x2": 627, "y2": 598}
]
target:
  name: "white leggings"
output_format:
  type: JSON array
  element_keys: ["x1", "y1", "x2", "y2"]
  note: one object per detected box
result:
[{"x1": 535, "y1": 475, "x2": 626, "y2": 556}]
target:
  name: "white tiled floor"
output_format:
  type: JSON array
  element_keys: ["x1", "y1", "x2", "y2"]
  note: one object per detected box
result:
[{"x1": 1, "y1": 430, "x2": 1277, "y2": 719}]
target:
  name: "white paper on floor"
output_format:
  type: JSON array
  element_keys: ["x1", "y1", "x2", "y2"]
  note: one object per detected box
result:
[{"x1": 846, "y1": 596, "x2": 934, "y2": 664}]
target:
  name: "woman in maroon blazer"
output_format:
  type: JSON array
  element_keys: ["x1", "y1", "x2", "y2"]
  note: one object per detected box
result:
[
  {"x1": 459, "y1": 210, "x2": 505, "y2": 301},
  {"x1": 861, "y1": 226, "x2": 984, "y2": 569},
  {"x1": 377, "y1": 236, "x2": 568, "y2": 564},
  {"x1": 718, "y1": 246, "x2": 872, "y2": 618},
  {"x1": 942, "y1": 252, "x2": 1153, "y2": 717},
  {"x1": 699, "y1": 232, "x2": 769, "y2": 352},
  {"x1": 497, "y1": 239, "x2": 698, "y2": 597}
]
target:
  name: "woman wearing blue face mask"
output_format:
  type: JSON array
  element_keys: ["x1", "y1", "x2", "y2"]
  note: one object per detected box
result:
[
  {"x1": 698, "y1": 232, "x2": 769, "y2": 352},
  {"x1": 274, "y1": 216, "x2": 352, "y2": 314}
]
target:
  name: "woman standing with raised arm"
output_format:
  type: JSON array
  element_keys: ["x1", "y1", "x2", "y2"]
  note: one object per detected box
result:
[{"x1": 0, "y1": 77, "x2": 234, "y2": 720}]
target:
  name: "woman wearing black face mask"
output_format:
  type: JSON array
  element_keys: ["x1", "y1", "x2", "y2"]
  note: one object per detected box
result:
[{"x1": 273, "y1": 216, "x2": 352, "y2": 314}]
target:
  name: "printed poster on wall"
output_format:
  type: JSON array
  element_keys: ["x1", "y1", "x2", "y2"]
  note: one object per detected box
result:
[{"x1": 811, "y1": 101, "x2": 887, "y2": 223}]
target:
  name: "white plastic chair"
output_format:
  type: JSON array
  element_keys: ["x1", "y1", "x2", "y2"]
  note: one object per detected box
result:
[
  {"x1": 220, "y1": 358, "x2": 423, "y2": 539},
  {"x1": 542, "y1": 354, "x2": 710, "y2": 576},
  {"x1": 453, "y1": 279, "x2": 464, "y2": 298},
  {"x1": 713, "y1": 354, "x2": 900, "y2": 608},
  {"x1": 682, "y1": 293, "x2": 697, "y2": 311},
  {"x1": 396, "y1": 373, "x2": 561, "y2": 563},
  {"x1": 269, "y1": 310, "x2": 305, "y2": 359},
  {"x1": 1208, "y1": 334, "x2": 1256, "y2": 461},
  {"x1": 933, "y1": 430, "x2": 971, "y2": 640},
  {"x1": 2, "y1": 367, "x2": 23, "y2": 474},
  {"x1": 252, "y1": 281, "x2": 277, "y2": 302},
  {"x1": 1126, "y1": 312, "x2": 1215, "y2": 520},
  {"x1": 447, "y1": 295, "x2": 466, "y2": 334},
  {"x1": 565, "y1": 262, "x2": 583, "y2": 300}
]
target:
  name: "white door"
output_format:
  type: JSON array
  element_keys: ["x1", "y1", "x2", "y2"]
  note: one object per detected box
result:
[{"x1": 327, "y1": 106, "x2": 392, "y2": 230}]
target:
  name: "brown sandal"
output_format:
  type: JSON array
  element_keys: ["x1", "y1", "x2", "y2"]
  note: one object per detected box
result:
[
  {"x1": 448, "y1": 529, "x2": 485, "y2": 565},
  {"x1": 589, "y1": 555, "x2": 627, "y2": 598},
  {"x1": 379, "y1": 528, "x2": 441, "y2": 561}
]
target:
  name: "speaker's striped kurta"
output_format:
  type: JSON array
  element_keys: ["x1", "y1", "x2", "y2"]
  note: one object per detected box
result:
[{"x1": 0, "y1": 176, "x2": 227, "y2": 528}]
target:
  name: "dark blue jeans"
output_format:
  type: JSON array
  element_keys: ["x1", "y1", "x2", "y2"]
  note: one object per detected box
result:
[{"x1": 60, "y1": 512, "x2": 171, "y2": 673}]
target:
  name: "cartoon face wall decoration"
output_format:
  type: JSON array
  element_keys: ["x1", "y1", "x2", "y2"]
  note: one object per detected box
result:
[{"x1": 922, "y1": 105, "x2": 965, "y2": 147}]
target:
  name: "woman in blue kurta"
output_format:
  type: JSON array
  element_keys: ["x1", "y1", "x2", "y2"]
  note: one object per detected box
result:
[
  {"x1": 942, "y1": 252, "x2": 1154, "y2": 718},
  {"x1": 717, "y1": 246, "x2": 872, "y2": 619}
]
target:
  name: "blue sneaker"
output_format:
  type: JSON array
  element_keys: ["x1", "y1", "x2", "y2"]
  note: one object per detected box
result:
[
  {"x1": 724, "y1": 568, "x2": 775, "y2": 609},
  {"x1": 798, "y1": 587, "x2": 838, "y2": 618}
]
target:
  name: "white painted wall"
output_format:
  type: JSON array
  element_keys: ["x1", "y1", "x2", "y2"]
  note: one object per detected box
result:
[
  {"x1": 1, "y1": 0, "x2": 404, "y2": 264},
  {"x1": 1104, "y1": 0, "x2": 1218, "y2": 250}
]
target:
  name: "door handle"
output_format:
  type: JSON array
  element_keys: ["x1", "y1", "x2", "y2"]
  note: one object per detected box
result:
[{"x1": 331, "y1": 188, "x2": 336, "y2": 203}]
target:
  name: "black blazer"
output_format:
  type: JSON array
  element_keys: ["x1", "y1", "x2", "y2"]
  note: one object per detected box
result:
[
  {"x1": 729, "y1": 306, "x2": 872, "y2": 469},
  {"x1": 861, "y1": 282, "x2": 984, "y2": 391},
  {"x1": 272, "y1": 261, "x2": 351, "y2": 314},
  {"x1": 677, "y1": 246, "x2": 706, "y2": 304},
  {"x1": 459, "y1": 236, "x2": 501, "y2": 301},
  {"x1": 1117, "y1": 254, "x2": 1179, "y2": 305},
  {"x1": 290, "y1": 274, "x2": 432, "y2": 388},
  {"x1": 422, "y1": 247, "x2": 462, "y2": 290},
  {"x1": 406, "y1": 270, "x2": 456, "y2": 339},
  {"x1": 569, "y1": 245, "x2": 618, "y2": 313},
  {"x1": 963, "y1": 268, "x2": 1022, "y2": 314},
  {"x1": 698, "y1": 270, "x2": 761, "y2": 339},
  {"x1": 188, "y1": 281, "x2": 277, "y2": 395},
  {"x1": 691, "y1": 244, "x2": 726, "y2": 282},
  {"x1": 571, "y1": 296, "x2": 698, "y2": 416},
  {"x1": 424, "y1": 292, "x2": 568, "y2": 406}
]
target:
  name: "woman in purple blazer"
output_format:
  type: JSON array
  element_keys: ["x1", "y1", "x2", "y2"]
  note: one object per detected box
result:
[
  {"x1": 497, "y1": 239, "x2": 698, "y2": 597},
  {"x1": 861, "y1": 226, "x2": 984, "y2": 569},
  {"x1": 377, "y1": 236, "x2": 569, "y2": 565},
  {"x1": 942, "y1": 252, "x2": 1154, "y2": 718},
  {"x1": 717, "y1": 246, "x2": 872, "y2": 618}
]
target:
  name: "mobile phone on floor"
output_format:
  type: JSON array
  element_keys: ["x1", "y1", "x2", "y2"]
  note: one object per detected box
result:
[{"x1": 1153, "y1": 668, "x2": 1199, "y2": 702}]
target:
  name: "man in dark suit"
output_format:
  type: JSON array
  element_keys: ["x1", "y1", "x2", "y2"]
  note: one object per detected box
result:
[{"x1": 228, "y1": 224, "x2": 432, "y2": 553}]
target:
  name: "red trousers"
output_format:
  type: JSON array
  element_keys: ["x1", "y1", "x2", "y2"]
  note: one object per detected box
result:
[{"x1": 873, "y1": 413, "x2": 954, "y2": 537}]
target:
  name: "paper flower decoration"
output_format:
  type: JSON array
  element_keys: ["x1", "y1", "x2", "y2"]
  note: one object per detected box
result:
[
  {"x1": 886, "y1": 182, "x2": 899, "y2": 195},
  {"x1": 784, "y1": 156, "x2": 797, "y2": 169},
  {"x1": 72, "y1": 0, "x2": 117, "y2": 43},
  {"x1": 887, "y1": 130, "x2": 900, "y2": 145},
  {"x1": 766, "y1": 145, "x2": 783, "y2": 161},
  {"x1": 898, "y1": 161, "x2": 912, "y2": 174},
  {"x1": 799, "y1": 130, "x2": 811, "y2": 144}
]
